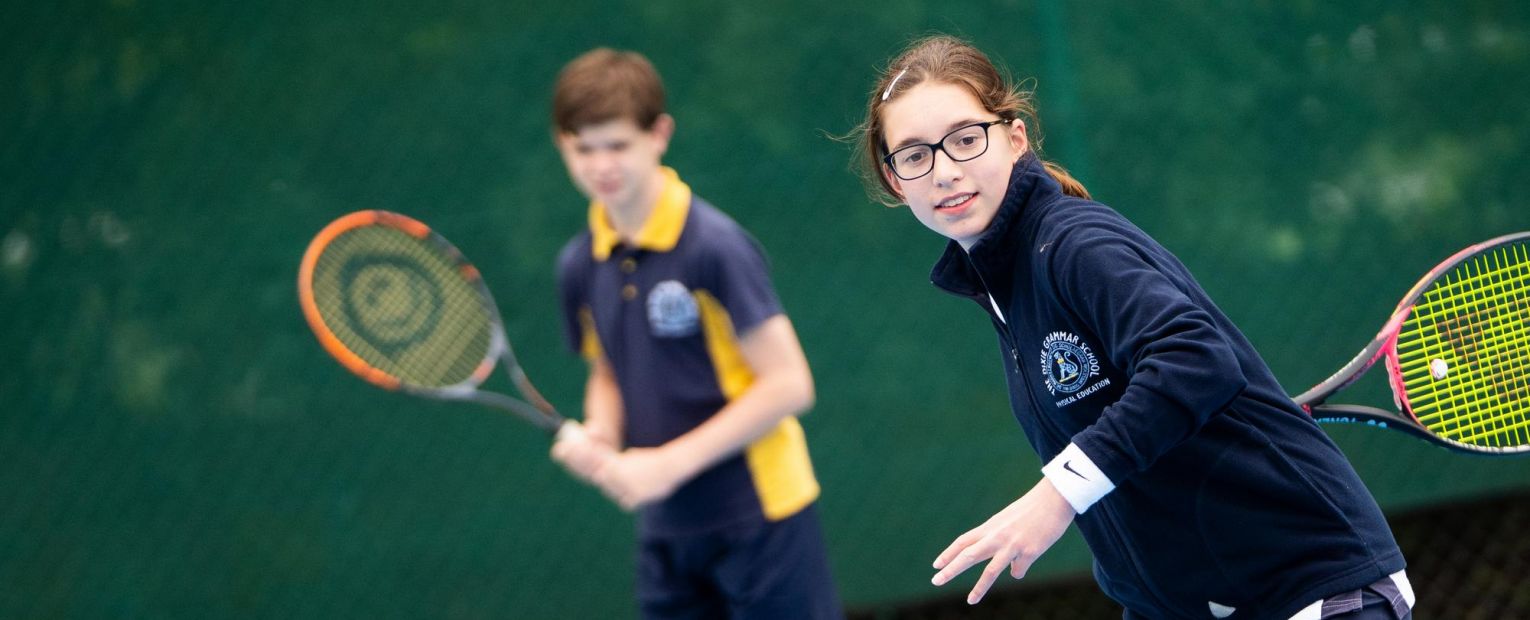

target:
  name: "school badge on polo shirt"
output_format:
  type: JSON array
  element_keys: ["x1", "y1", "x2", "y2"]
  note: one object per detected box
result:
[{"x1": 647, "y1": 280, "x2": 700, "y2": 338}]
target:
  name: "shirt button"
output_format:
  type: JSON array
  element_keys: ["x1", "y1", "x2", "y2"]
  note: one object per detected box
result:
[
  {"x1": 620, "y1": 258, "x2": 637, "y2": 273},
  {"x1": 621, "y1": 284, "x2": 638, "y2": 300}
]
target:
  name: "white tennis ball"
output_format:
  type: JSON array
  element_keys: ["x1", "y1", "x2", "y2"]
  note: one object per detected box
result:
[{"x1": 1429, "y1": 358, "x2": 1449, "y2": 380}]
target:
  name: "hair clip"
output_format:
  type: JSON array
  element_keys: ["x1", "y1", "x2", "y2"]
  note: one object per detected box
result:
[{"x1": 881, "y1": 68, "x2": 908, "y2": 101}]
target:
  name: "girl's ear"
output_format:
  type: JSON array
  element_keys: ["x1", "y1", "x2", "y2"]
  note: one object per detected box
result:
[
  {"x1": 1007, "y1": 119, "x2": 1030, "y2": 158},
  {"x1": 882, "y1": 164, "x2": 906, "y2": 202}
]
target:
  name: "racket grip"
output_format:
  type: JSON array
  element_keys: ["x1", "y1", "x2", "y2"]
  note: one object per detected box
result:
[{"x1": 553, "y1": 419, "x2": 583, "y2": 443}]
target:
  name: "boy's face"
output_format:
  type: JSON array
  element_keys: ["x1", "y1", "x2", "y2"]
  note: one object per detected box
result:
[{"x1": 556, "y1": 115, "x2": 673, "y2": 215}]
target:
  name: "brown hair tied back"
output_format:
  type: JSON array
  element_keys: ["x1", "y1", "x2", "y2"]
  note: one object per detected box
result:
[{"x1": 848, "y1": 35, "x2": 1089, "y2": 206}]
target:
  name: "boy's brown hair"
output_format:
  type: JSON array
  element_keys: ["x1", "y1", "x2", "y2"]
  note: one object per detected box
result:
[{"x1": 552, "y1": 48, "x2": 667, "y2": 134}]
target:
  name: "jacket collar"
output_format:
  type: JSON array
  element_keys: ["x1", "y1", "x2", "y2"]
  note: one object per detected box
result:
[
  {"x1": 588, "y1": 167, "x2": 692, "y2": 261},
  {"x1": 929, "y1": 153, "x2": 1052, "y2": 297}
]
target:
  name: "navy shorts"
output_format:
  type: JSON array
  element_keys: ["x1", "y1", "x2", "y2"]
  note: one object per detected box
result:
[{"x1": 635, "y1": 503, "x2": 841, "y2": 620}]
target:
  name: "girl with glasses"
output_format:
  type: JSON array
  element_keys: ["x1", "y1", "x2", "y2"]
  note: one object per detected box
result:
[{"x1": 848, "y1": 35, "x2": 1412, "y2": 619}]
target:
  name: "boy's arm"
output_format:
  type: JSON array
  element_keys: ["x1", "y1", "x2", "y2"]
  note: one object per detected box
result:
[
  {"x1": 593, "y1": 314, "x2": 814, "y2": 511},
  {"x1": 580, "y1": 353, "x2": 625, "y2": 448}
]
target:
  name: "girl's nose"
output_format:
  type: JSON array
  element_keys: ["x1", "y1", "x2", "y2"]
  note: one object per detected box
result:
[{"x1": 930, "y1": 149, "x2": 962, "y2": 186}]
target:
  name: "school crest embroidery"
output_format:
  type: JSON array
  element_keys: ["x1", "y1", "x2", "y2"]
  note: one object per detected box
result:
[
  {"x1": 1040, "y1": 331, "x2": 1109, "y2": 407},
  {"x1": 647, "y1": 280, "x2": 699, "y2": 337}
]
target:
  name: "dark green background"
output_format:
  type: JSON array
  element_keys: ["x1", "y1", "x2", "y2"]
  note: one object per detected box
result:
[{"x1": 4, "y1": 1, "x2": 1528, "y2": 617}]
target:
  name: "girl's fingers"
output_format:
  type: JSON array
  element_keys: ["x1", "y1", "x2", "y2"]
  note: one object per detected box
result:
[
  {"x1": 932, "y1": 530, "x2": 979, "y2": 569},
  {"x1": 932, "y1": 544, "x2": 959, "y2": 571},
  {"x1": 932, "y1": 540, "x2": 991, "y2": 586},
  {"x1": 967, "y1": 552, "x2": 1011, "y2": 604}
]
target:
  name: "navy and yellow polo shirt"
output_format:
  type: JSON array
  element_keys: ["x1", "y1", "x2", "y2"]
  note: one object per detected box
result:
[{"x1": 555, "y1": 167, "x2": 819, "y2": 538}]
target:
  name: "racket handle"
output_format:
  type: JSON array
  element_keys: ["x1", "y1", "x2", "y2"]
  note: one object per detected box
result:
[{"x1": 554, "y1": 419, "x2": 583, "y2": 443}]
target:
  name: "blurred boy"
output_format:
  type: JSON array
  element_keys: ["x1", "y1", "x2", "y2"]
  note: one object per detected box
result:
[{"x1": 547, "y1": 48, "x2": 840, "y2": 619}]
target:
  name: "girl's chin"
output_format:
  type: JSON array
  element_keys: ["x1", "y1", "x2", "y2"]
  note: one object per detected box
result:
[{"x1": 940, "y1": 218, "x2": 988, "y2": 242}]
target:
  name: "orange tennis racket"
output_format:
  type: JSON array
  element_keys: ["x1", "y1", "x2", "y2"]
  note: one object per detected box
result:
[{"x1": 298, "y1": 210, "x2": 569, "y2": 435}]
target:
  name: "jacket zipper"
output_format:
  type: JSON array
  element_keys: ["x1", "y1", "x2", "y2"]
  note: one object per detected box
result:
[
  {"x1": 965, "y1": 255, "x2": 1067, "y2": 447},
  {"x1": 964, "y1": 256, "x2": 1013, "y2": 354}
]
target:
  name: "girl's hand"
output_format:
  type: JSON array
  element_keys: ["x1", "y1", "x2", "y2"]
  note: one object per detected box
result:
[{"x1": 931, "y1": 478, "x2": 1077, "y2": 604}]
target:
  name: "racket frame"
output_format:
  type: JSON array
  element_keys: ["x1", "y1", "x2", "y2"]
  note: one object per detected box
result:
[{"x1": 299, "y1": 210, "x2": 567, "y2": 435}]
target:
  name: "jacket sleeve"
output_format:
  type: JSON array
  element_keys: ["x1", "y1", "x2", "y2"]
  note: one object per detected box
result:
[{"x1": 1045, "y1": 227, "x2": 1247, "y2": 495}]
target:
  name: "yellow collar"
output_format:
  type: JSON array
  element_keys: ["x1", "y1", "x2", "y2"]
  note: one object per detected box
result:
[{"x1": 588, "y1": 167, "x2": 692, "y2": 261}]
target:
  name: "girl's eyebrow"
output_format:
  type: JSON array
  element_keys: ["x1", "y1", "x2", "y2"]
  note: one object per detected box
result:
[{"x1": 888, "y1": 118, "x2": 984, "y2": 152}]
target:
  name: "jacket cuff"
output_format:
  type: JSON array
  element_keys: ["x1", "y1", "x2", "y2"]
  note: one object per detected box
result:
[{"x1": 1041, "y1": 443, "x2": 1115, "y2": 514}]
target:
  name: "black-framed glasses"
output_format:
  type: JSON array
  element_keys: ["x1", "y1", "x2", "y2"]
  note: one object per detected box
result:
[{"x1": 882, "y1": 119, "x2": 1010, "y2": 181}]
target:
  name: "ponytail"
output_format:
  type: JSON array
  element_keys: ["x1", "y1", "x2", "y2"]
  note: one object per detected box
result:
[{"x1": 1042, "y1": 160, "x2": 1090, "y2": 200}]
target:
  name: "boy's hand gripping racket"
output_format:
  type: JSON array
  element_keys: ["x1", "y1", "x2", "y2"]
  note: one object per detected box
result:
[
  {"x1": 298, "y1": 210, "x2": 572, "y2": 437},
  {"x1": 1295, "y1": 231, "x2": 1530, "y2": 455}
]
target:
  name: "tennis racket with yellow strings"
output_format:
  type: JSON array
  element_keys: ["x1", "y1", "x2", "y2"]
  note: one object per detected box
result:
[
  {"x1": 1295, "y1": 231, "x2": 1530, "y2": 455},
  {"x1": 298, "y1": 210, "x2": 572, "y2": 437}
]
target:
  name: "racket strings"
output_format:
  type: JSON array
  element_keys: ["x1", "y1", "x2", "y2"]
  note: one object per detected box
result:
[
  {"x1": 311, "y1": 225, "x2": 494, "y2": 388},
  {"x1": 1411, "y1": 258, "x2": 1529, "y2": 446},
  {"x1": 1398, "y1": 246, "x2": 1529, "y2": 445},
  {"x1": 1395, "y1": 241, "x2": 1530, "y2": 448},
  {"x1": 1400, "y1": 260, "x2": 1530, "y2": 397},
  {"x1": 326, "y1": 227, "x2": 489, "y2": 386}
]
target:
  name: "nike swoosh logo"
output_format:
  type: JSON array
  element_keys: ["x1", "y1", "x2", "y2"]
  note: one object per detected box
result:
[
  {"x1": 1062, "y1": 460, "x2": 1089, "y2": 481},
  {"x1": 1038, "y1": 241, "x2": 1053, "y2": 253}
]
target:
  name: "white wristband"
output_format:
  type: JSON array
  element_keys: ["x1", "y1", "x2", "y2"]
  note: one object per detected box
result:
[{"x1": 1041, "y1": 443, "x2": 1115, "y2": 514}]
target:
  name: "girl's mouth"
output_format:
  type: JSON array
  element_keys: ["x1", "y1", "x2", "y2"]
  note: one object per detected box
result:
[{"x1": 935, "y1": 192, "x2": 976, "y2": 213}]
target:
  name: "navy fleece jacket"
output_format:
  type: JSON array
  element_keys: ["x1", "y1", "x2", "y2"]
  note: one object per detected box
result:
[{"x1": 930, "y1": 154, "x2": 1403, "y2": 619}]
